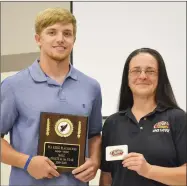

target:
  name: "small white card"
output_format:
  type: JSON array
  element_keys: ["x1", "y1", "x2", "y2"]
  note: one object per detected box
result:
[{"x1": 106, "y1": 145, "x2": 128, "y2": 161}]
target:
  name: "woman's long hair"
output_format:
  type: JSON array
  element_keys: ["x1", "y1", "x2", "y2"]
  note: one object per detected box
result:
[{"x1": 118, "y1": 48, "x2": 180, "y2": 111}]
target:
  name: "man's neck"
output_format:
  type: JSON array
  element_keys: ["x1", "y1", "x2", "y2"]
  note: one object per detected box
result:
[{"x1": 39, "y1": 55, "x2": 70, "y2": 84}]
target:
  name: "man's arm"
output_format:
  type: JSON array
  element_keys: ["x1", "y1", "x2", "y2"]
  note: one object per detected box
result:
[
  {"x1": 1, "y1": 137, "x2": 60, "y2": 179},
  {"x1": 1, "y1": 81, "x2": 59, "y2": 179},
  {"x1": 1, "y1": 82, "x2": 29, "y2": 169},
  {"x1": 1, "y1": 137, "x2": 29, "y2": 168},
  {"x1": 72, "y1": 135, "x2": 102, "y2": 182},
  {"x1": 99, "y1": 171, "x2": 112, "y2": 186},
  {"x1": 72, "y1": 82, "x2": 102, "y2": 182},
  {"x1": 89, "y1": 134, "x2": 101, "y2": 167}
]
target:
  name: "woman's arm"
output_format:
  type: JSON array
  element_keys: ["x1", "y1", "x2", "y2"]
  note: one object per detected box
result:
[{"x1": 123, "y1": 153, "x2": 186, "y2": 186}]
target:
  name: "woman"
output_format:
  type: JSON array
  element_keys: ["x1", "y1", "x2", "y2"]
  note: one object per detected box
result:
[{"x1": 99, "y1": 48, "x2": 186, "y2": 186}]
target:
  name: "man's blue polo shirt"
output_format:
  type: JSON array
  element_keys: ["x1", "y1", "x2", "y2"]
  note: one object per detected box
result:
[{"x1": 1, "y1": 60, "x2": 102, "y2": 186}]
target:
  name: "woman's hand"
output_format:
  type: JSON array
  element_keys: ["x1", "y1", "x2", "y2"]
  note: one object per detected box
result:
[{"x1": 122, "y1": 152, "x2": 152, "y2": 178}]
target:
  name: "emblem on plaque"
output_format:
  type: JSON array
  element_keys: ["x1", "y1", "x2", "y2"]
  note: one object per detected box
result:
[{"x1": 55, "y1": 119, "x2": 74, "y2": 137}]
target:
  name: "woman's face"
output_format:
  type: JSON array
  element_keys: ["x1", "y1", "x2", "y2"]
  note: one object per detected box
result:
[{"x1": 128, "y1": 52, "x2": 158, "y2": 97}]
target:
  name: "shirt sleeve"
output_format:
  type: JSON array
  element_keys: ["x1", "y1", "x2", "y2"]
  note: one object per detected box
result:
[
  {"x1": 1, "y1": 80, "x2": 18, "y2": 136},
  {"x1": 100, "y1": 118, "x2": 112, "y2": 172},
  {"x1": 170, "y1": 109, "x2": 187, "y2": 166},
  {"x1": 88, "y1": 83, "x2": 102, "y2": 139}
]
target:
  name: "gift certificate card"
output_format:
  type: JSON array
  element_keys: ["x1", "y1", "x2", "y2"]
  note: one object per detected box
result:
[{"x1": 106, "y1": 145, "x2": 128, "y2": 161}]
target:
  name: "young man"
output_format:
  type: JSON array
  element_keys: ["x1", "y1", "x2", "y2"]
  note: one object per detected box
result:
[{"x1": 1, "y1": 8, "x2": 102, "y2": 186}]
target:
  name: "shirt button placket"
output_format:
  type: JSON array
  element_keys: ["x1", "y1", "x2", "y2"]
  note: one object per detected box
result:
[
  {"x1": 140, "y1": 117, "x2": 146, "y2": 131},
  {"x1": 58, "y1": 87, "x2": 66, "y2": 101}
]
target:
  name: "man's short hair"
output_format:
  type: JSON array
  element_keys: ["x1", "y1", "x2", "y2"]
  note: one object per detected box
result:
[{"x1": 35, "y1": 7, "x2": 77, "y2": 36}]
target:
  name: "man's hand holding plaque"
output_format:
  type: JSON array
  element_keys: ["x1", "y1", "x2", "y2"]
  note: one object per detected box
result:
[
  {"x1": 72, "y1": 157, "x2": 100, "y2": 183},
  {"x1": 27, "y1": 156, "x2": 60, "y2": 179}
]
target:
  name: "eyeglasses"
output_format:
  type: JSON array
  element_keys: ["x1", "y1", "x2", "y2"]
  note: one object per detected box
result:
[{"x1": 129, "y1": 68, "x2": 158, "y2": 77}]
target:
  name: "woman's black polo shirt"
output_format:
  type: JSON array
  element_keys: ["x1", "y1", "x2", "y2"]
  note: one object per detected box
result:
[{"x1": 100, "y1": 107, "x2": 186, "y2": 186}]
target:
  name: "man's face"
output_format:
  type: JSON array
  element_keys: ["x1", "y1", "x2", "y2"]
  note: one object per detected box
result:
[{"x1": 35, "y1": 22, "x2": 75, "y2": 62}]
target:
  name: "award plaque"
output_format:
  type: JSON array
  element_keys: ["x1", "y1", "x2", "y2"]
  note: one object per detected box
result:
[{"x1": 37, "y1": 112, "x2": 88, "y2": 173}]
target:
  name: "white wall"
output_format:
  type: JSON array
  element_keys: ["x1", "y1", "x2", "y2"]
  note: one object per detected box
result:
[
  {"x1": 1, "y1": 135, "x2": 11, "y2": 185},
  {"x1": 73, "y1": 2, "x2": 186, "y2": 116},
  {"x1": 1, "y1": 2, "x2": 70, "y2": 55}
]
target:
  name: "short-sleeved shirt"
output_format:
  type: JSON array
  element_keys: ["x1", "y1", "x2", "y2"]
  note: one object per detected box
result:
[
  {"x1": 100, "y1": 106, "x2": 186, "y2": 186},
  {"x1": 1, "y1": 59, "x2": 102, "y2": 186}
]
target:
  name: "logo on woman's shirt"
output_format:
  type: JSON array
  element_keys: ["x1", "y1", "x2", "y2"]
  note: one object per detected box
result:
[{"x1": 152, "y1": 121, "x2": 170, "y2": 133}]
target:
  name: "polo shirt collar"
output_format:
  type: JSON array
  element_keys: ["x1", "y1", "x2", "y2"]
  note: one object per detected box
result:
[
  {"x1": 29, "y1": 59, "x2": 78, "y2": 82},
  {"x1": 67, "y1": 64, "x2": 78, "y2": 81},
  {"x1": 119, "y1": 104, "x2": 170, "y2": 117}
]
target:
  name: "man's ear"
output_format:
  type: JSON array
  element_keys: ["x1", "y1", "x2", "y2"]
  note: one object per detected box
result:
[{"x1": 35, "y1": 34, "x2": 41, "y2": 47}]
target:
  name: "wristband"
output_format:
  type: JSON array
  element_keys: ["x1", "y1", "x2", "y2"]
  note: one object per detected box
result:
[{"x1": 23, "y1": 155, "x2": 33, "y2": 171}]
